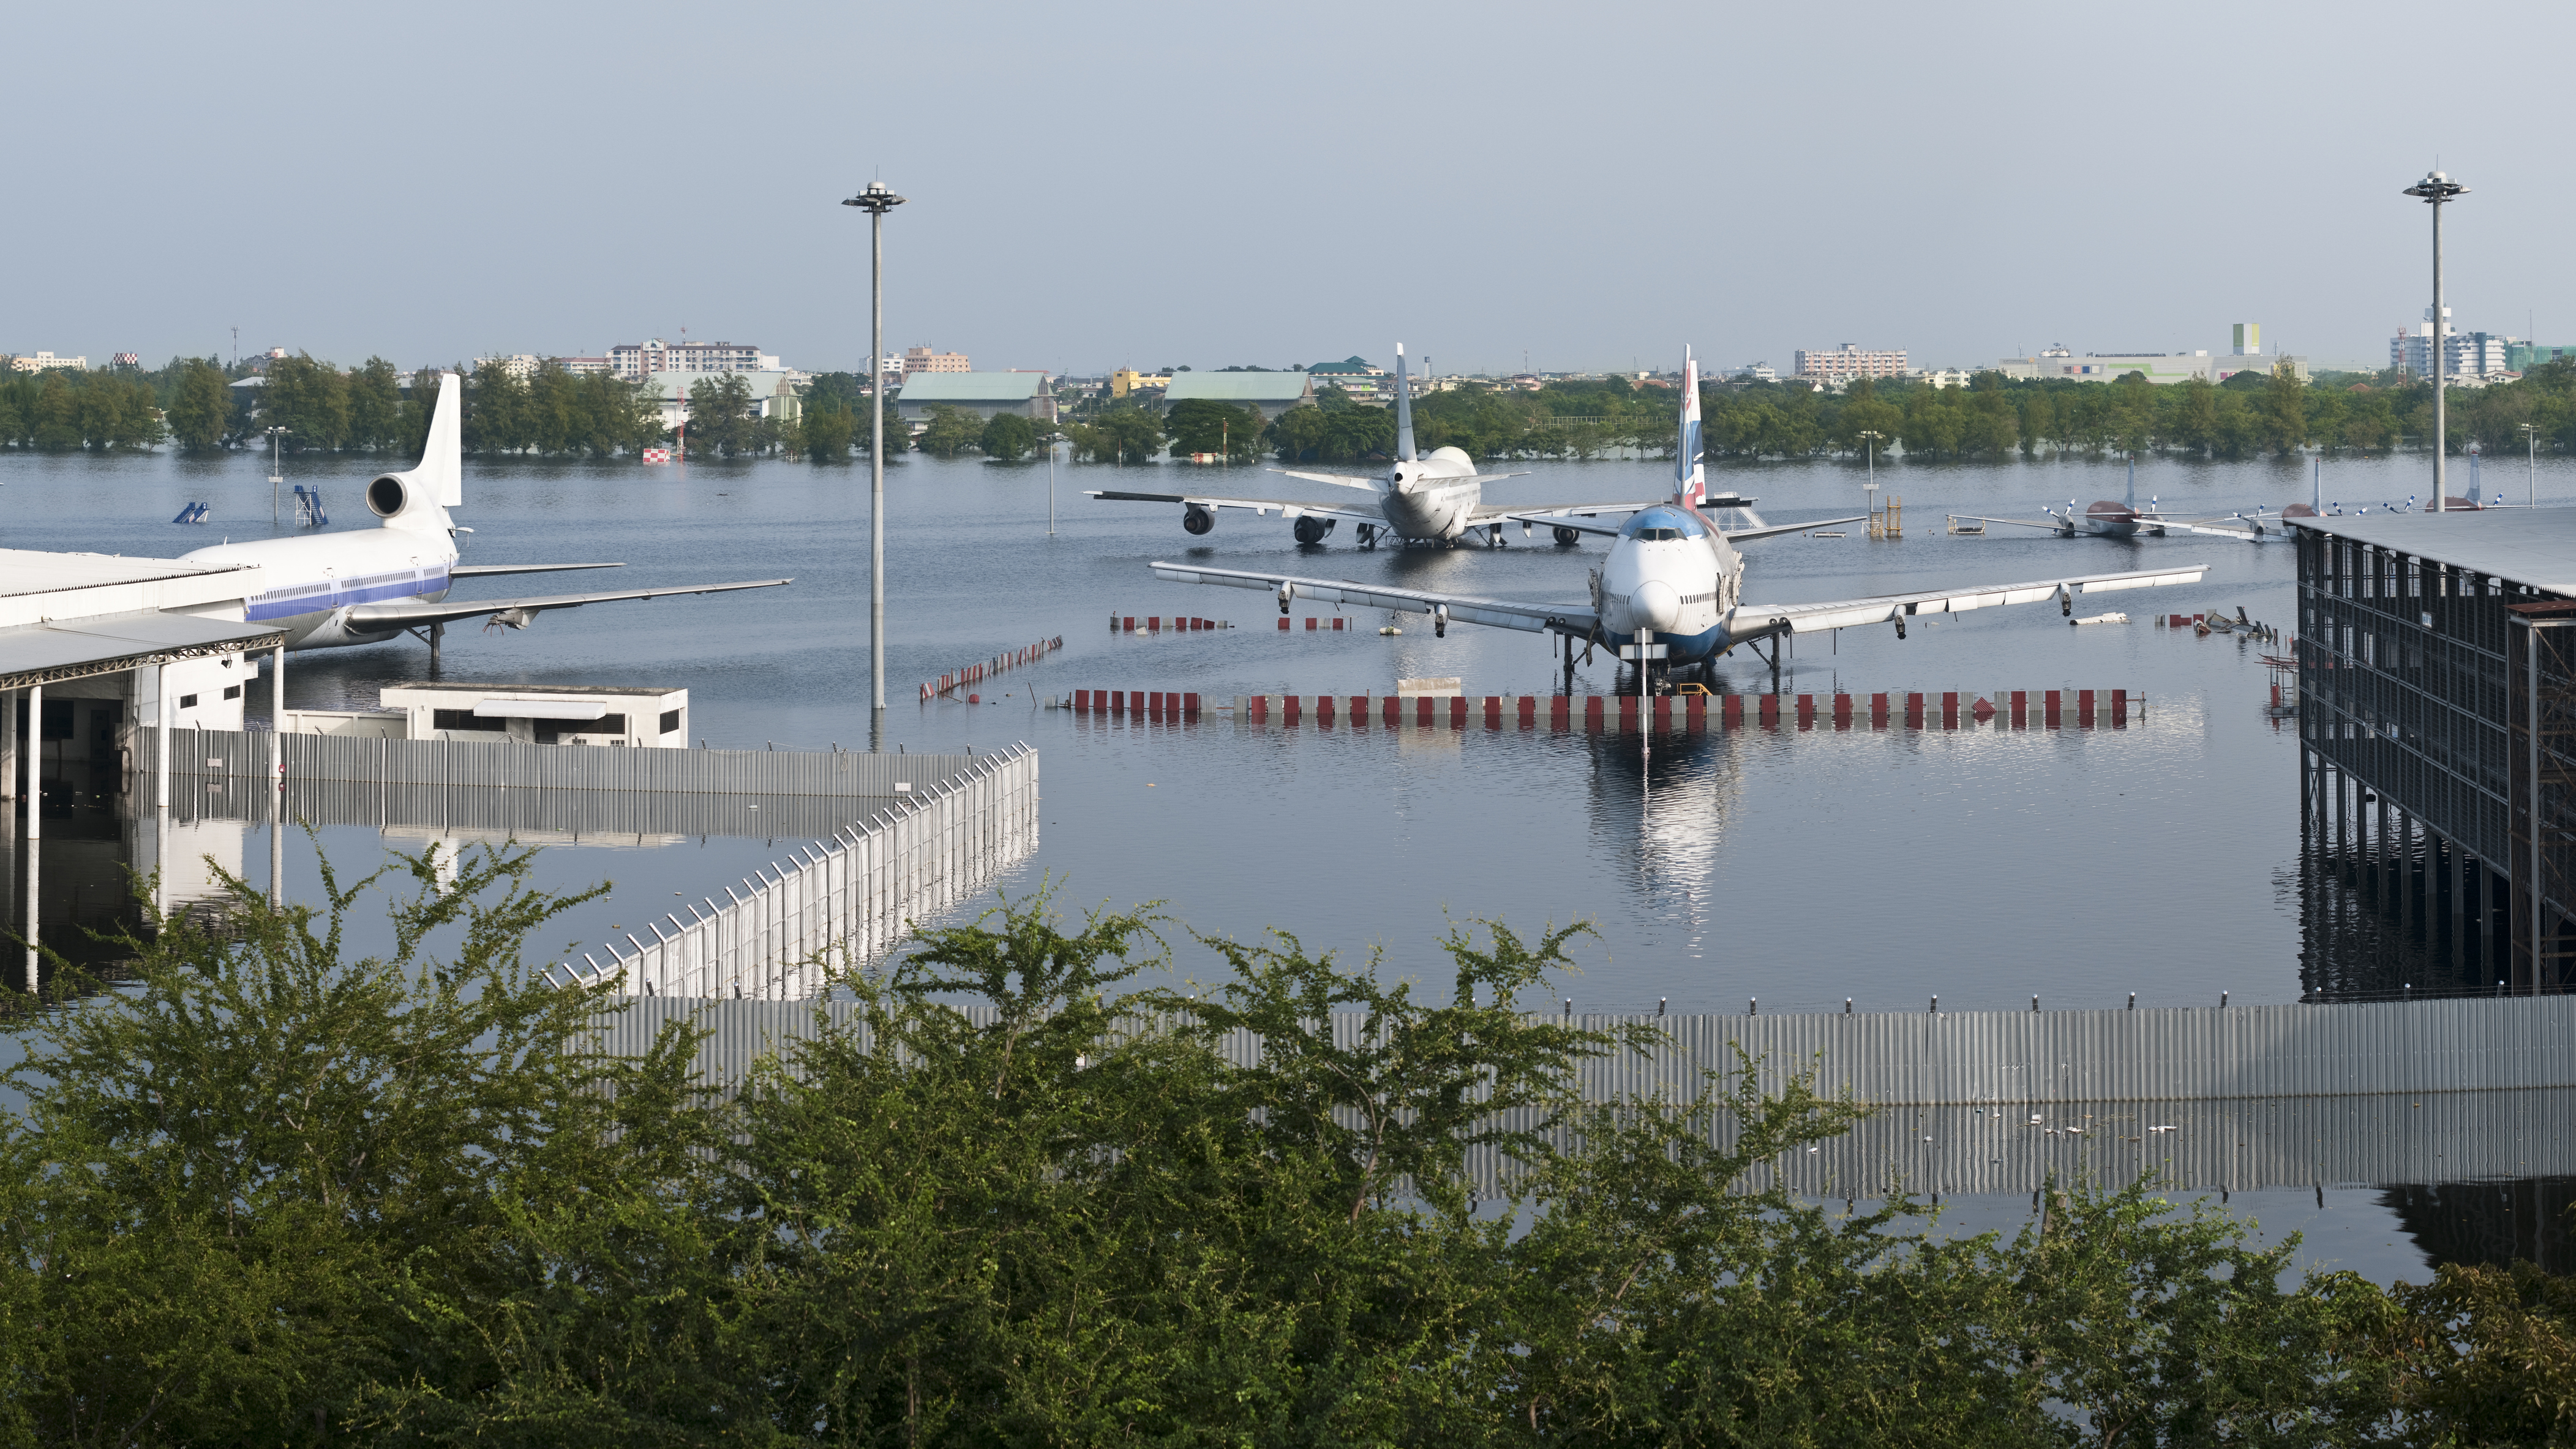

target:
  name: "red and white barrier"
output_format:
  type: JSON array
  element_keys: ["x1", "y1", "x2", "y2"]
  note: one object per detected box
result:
[
  {"x1": 921, "y1": 636, "x2": 1066, "y2": 701},
  {"x1": 1212, "y1": 690, "x2": 2140, "y2": 732}
]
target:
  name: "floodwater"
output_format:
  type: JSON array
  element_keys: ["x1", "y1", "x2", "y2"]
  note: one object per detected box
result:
[{"x1": 7, "y1": 440, "x2": 2574, "y2": 1282}]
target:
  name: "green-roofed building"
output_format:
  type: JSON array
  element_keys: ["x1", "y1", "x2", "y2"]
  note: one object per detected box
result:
[
  {"x1": 894, "y1": 371, "x2": 1057, "y2": 425},
  {"x1": 1162, "y1": 370, "x2": 1316, "y2": 421}
]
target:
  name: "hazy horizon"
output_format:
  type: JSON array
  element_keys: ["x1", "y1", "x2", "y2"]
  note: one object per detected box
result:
[{"x1": 10, "y1": 0, "x2": 2570, "y2": 380}]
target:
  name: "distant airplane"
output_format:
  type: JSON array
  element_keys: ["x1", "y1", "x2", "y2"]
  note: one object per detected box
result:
[
  {"x1": 1953, "y1": 457, "x2": 2178, "y2": 538},
  {"x1": 182, "y1": 372, "x2": 789, "y2": 661},
  {"x1": 1086, "y1": 343, "x2": 1675, "y2": 549},
  {"x1": 1147, "y1": 348, "x2": 2209, "y2": 691}
]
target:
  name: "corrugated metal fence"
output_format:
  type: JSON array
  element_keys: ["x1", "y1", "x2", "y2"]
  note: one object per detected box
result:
[
  {"x1": 588, "y1": 994, "x2": 2576, "y2": 1192},
  {"x1": 549, "y1": 746, "x2": 1038, "y2": 998}
]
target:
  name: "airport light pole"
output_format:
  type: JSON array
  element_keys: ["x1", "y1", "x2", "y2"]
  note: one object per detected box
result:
[
  {"x1": 1858, "y1": 428, "x2": 1883, "y2": 519},
  {"x1": 2403, "y1": 170, "x2": 2467, "y2": 510},
  {"x1": 266, "y1": 426, "x2": 289, "y2": 525},
  {"x1": 2524, "y1": 421, "x2": 2540, "y2": 508},
  {"x1": 843, "y1": 180, "x2": 905, "y2": 737}
]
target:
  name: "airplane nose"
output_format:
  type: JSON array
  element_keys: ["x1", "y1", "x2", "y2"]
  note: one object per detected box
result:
[{"x1": 1634, "y1": 579, "x2": 1681, "y2": 632}]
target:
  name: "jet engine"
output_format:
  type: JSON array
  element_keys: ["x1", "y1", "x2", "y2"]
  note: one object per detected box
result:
[
  {"x1": 1293, "y1": 516, "x2": 1335, "y2": 545},
  {"x1": 366, "y1": 474, "x2": 412, "y2": 519},
  {"x1": 1553, "y1": 525, "x2": 1582, "y2": 546},
  {"x1": 1183, "y1": 504, "x2": 1215, "y2": 535}
]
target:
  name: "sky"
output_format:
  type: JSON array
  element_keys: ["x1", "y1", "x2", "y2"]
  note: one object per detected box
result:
[{"x1": 11, "y1": 0, "x2": 2574, "y2": 379}]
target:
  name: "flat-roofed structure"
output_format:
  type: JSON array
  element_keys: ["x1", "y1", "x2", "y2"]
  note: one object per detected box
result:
[
  {"x1": 2291, "y1": 508, "x2": 2576, "y2": 993},
  {"x1": 284, "y1": 682, "x2": 689, "y2": 748},
  {"x1": 893, "y1": 371, "x2": 1056, "y2": 424},
  {"x1": 4, "y1": 548, "x2": 284, "y2": 984},
  {"x1": 1163, "y1": 371, "x2": 1316, "y2": 420}
]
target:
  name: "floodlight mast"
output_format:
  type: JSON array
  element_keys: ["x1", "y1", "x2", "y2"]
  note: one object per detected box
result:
[
  {"x1": 842, "y1": 180, "x2": 906, "y2": 739},
  {"x1": 2403, "y1": 170, "x2": 2467, "y2": 511}
]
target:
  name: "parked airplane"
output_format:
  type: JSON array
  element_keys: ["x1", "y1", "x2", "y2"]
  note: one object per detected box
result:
[
  {"x1": 1147, "y1": 350, "x2": 2209, "y2": 690},
  {"x1": 181, "y1": 372, "x2": 789, "y2": 661},
  {"x1": 1953, "y1": 457, "x2": 2176, "y2": 538},
  {"x1": 1087, "y1": 343, "x2": 1678, "y2": 549}
]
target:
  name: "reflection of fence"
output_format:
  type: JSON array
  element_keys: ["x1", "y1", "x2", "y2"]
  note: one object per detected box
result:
[
  {"x1": 591, "y1": 993, "x2": 2576, "y2": 1192},
  {"x1": 138, "y1": 728, "x2": 966, "y2": 799},
  {"x1": 555, "y1": 745, "x2": 1039, "y2": 999}
]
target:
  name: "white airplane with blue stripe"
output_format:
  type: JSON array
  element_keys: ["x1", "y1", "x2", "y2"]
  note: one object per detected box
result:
[
  {"x1": 1088, "y1": 344, "x2": 1672, "y2": 549},
  {"x1": 1150, "y1": 348, "x2": 2210, "y2": 685},
  {"x1": 181, "y1": 372, "x2": 788, "y2": 655}
]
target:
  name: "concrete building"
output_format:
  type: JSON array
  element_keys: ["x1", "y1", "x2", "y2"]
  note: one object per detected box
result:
[
  {"x1": 554, "y1": 356, "x2": 612, "y2": 375},
  {"x1": 8, "y1": 352, "x2": 86, "y2": 373},
  {"x1": 893, "y1": 372, "x2": 1056, "y2": 424},
  {"x1": 903, "y1": 347, "x2": 971, "y2": 375},
  {"x1": 645, "y1": 371, "x2": 805, "y2": 429},
  {"x1": 1306, "y1": 356, "x2": 1385, "y2": 403},
  {"x1": 1731, "y1": 361, "x2": 1778, "y2": 382},
  {"x1": 2394, "y1": 313, "x2": 2514, "y2": 382},
  {"x1": 1109, "y1": 368, "x2": 1169, "y2": 400},
  {"x1": 2508, "y1": 343, "x2": 2576, "y2": 374},
  {"x1": 284, "y1": 682, "x2": 689, "y2": 748},
  {"x1": 1793, "y1": 344, "x2": 1907, "y2": 385},
  {"x1": 1912, "y1": 367, "x2": 1974, "y2": 390},
  {"x1": 1163, "y1": 371, "x2": 1318, "y2": 421},
  {"x1": 484, "y1": 355, "x2": 544, "y2": 380},
  {"x1": 610, "y1": 339, "x2": 773, "y2": 381}
]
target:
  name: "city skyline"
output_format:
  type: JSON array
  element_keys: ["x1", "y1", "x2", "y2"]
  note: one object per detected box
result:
[{"x1": 8, "y1": 1, "x2": 2572, "y2": 379}]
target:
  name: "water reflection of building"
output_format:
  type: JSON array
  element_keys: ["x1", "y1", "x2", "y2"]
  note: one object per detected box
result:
[{"x1": 2384, "y1": 1178, "x2": 2576, "y2": 1275}]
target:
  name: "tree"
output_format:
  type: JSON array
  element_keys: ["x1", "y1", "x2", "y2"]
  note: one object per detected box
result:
[
  {"x1": 915, "y1": 403, "x2": 982, "y2": 458},
  {"x1": 803, "y1": 405, "x2": 855, "y2": 461},
  {"x1": 1081, "y1": 406, "x2": 1163, "y2": 464},
  {"x1": 2262, "y1": 360, "x2": 2309, "y2": 457},
  {"x1": 979, "y1": 411, "x2": 1038, "y2": 462},
  {"x1": 1163, "y1": 399, "x2": 1261, "y2": 461},
  {"x1": 685, "y1": 372, "x2": 759, "y2": 456},
  {"x1": 345, "y1": 357, "x2": 405, "y2": 450}
]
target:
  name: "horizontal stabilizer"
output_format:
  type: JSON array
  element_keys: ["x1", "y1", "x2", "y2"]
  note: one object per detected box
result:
[
  {"x1": 449, "y1": 562, "x2": 627, "y2": 578},
  {"x1": 347, "y1": 578, "x2": 790, "y2": 631},
  {"x1": 1149, "y1": 560, "x2": 1594, "y2": 637},
  {"x1": 1721, "y1": 514, "x2": 1867, "y2": 544}
]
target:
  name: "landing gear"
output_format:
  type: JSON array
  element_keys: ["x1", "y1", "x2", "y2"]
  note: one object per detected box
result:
[
  {"x1": 1357, "y1": 522, "x2": 1379, "y2": 549},
  {"x1": 1749, "y1": 634, "x2": 1782, "y2": 692},
  {"x1": 405, "y1": 619, "x2": 448, "y2": 674},
  {"x1": 1560, "y1": 630, "x2": 1577, "y2": 696},
  {"x1": 1487, "y1": 524, "x2": 1506, "y2": 548}
]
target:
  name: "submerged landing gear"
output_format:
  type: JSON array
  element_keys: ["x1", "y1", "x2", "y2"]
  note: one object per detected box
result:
[{"x1": 1357, "y1": 522, "x2": 1379, "y2": 549}]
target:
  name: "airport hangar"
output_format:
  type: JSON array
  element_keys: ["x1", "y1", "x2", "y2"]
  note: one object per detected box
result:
[
  {"x1": 2292, "y1": 508, "x2": 2576, "y2": 992},
  {"x1": 3, "y1": 549, "x2": 287, "y2": 977}
]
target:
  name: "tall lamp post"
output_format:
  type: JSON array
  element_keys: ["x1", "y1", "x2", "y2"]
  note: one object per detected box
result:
[
  {"x1": 843, "y1": 180, "x2": 905, "y2": 739},
  {"x1": 1857, "y1": 428, "x2": 1884, "y2": 521},
  {"x1": 2523, "y1": 421, "x2": 2540, "y2": 509},
  {"x1": 2403, "y1": 170, "x2": 2467, "y2": 510},
  {"x1": 265, "y1": 426, "x2": 290, "y2": 525}
]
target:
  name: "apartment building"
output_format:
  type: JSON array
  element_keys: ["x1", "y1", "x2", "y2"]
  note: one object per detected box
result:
[
  {"x1": 903, "y1": 347, "x2": 970, "y2": 375},
  {"x1": 609, "y1": 338, "x2": 776, "y2": 381},
  {"x1": 1793, "y1": 344, "x2": 1907, "y2": 384}
]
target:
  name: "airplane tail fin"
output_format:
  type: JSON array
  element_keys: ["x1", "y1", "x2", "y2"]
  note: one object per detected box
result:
[
  {"x1": 1676, "y1": 347, "x2": 1705, "y2": 506},
  {"x1": 366, "y1": 371, "x2": 462, "y2": 531},
  {"x1": 1394, "y1": 344, "x2": 1417, "y2": 464}
]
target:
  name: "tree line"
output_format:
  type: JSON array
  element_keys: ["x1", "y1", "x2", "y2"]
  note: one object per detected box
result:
[{"x1": 1, "y1": 847, "x2": 2571, "y2": 1442}]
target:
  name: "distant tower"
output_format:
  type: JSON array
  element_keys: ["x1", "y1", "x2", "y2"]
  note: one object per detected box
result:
[{"x1": 2232, "y1": 322, "x2": 2262, "y2": 356}]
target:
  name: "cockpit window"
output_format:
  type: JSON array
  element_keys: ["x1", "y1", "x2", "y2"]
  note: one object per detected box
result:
[{"x1": 1620, "y1": 508, "x2": 1705, "y2": 541}]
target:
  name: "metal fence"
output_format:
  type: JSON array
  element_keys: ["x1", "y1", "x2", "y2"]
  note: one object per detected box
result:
[
  {"x1": 136, "y1": 727, "x2": 975, "y2": 800},
  {"x1": 550, "y1": 745, "x2": 1039, "y2": 998},
  {"x1": 590, "y1": 993, "x2": 2576, "y2": 1193}
]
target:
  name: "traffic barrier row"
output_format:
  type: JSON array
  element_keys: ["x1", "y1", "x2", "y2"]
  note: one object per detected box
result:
[
  {"x1": 1279, "y1": 617, "x2": 1349, "y2": 631},
  {"x1": 922, "y1": 636, "x2": 1064, "y2": 701},
  {"x1": 1224, "y1": 690, "x2": 2139, "y2": 732},
  {"x1": 1069, "y1": 690, "x2": 1202, "y2": 717},
  {"x1": 1113, "y1": 615, "x2": 1228, "y2": 633}
]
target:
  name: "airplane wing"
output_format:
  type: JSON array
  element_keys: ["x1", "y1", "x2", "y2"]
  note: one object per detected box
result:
[
  {"x1": 1269, "y1": 469, "x2": 1384, "y2": 491},
  {"x1": 1087, "y1": 490, "x2": 1385, "y2": 525},
  {"x1": 449, "y1": 562, "x2": 626, "y2": 578},
  {"x1": 345, "y1": 578, "x2": 792, "y2": 631},
  {"x1": 1947, "y1": 515, "x2": 2067, "y2": 533},
  {"x1": 1471, "y1": 500, "x2": 1659, "y2": 524},
  {"x1": 1148, "y1": 560, "x2": 1594, "y2": 636},
  {"x1": 1721, "y1": 514, "x2": 1868, "y2": 544},
  {"x1": 1730, "y1": 564, "x2": 2208, "y2": 638}
]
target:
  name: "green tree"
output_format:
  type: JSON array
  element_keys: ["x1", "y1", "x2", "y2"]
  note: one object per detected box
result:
[
  {"x1": 803, "y1": 404, "x2": 855, "y2": 461},
  {"x1": 259, "y1": 353, "x2": 351, "y2": 451},
  {"x1": 915, "y1": 402, "x2": 982, "y2": 458},
  {"x1": 685, "y1": 372, "x2": 759, "y2": 457},
  {"x1": 2262, "y1": 359, "x2": 2310, "y2": 457},
  {"x1": 979, "y1": 410, "x2": 1038, "y2": 462},
  {"x1": 345, "y1": 357, "x2": 405, "y2": 450},
  {"x1": 1163, "y1": 398, "x2": 1261, "y2": 461}
]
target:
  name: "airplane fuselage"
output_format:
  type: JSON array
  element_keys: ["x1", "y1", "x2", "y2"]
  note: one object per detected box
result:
[
  {"x1": 1591, "y1": 503, "x2": 1744, "y2": 664},
  {"x1": 1372, "y1": 448, "x2": 1484, "y2": 543},
  {"x1": 182, "y1": 524, "x2": 459, "y2": 650}
]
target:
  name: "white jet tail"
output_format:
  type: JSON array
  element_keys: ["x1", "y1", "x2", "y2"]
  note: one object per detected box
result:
[
  {"x1": 1393, "y1": 343, "x2": 1417, "y2": 464},
  {"x1": 1675, "y1": 347, "x2": 1705, "y2": 506},
  {"x1": 366, "y1": 371, "x2": 462, "y2": 532}
]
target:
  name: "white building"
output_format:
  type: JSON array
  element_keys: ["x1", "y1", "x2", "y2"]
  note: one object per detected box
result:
[
  {"x1": 1793, "y1": 344, "x2": 1907, "y2": 384},
  {"x1": 1731, "y1": 361, "x2": 1777, "y2": 382},
  {"x1": 283, "y1": 682, "x2": 689, "y2": 747},
  {"x1": 645, "y1": 371, "x2": 804, "y2": 429},
  {"x1": 609, "y1": 339, "x2": 773, "y2": 381},
  {"x1": 2392, "y1": 310, "x2": 2514, "y2": 380},
  {"x1": 1913, "y1": 367, "x2": 1974, "y2": 390},
  {"x1": 8, "y1": 352, "x2": 86, "y2": 373},
  {"x1": 484, "y1": 355, "x2": 543, "y2": 380}
]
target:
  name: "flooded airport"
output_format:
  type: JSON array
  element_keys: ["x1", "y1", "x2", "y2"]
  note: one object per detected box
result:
[{"x1": 9, "y1": 440, "x2": 2576, "y2": 1287}]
